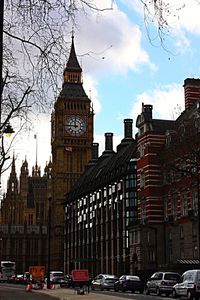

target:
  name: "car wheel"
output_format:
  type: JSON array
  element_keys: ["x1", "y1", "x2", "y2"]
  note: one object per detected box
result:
[
  {"x1": 122, "y1": 286, "x2": 126, "y2": 293},
  {"x1": 156, "y1": 287, "x2": 161, "y2": 296},
  {"x1": 187, "y1": 290, "x2": 193, "y2": 300},
  {"x1": 139, "y1": 289, "x2": 144, "y2": 294},
  {"x1": 145, "y1": 287, "x2": 150, "y2": 295},
  {"x1": 114, "y1": 287, "x2": 118, "y2": 292},
  {"x1": 100, "y1": 286, "x2": 104, "y2": 291}
]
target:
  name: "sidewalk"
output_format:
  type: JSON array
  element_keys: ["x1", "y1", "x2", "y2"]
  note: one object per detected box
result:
[{"x1": 33, "y1": 286, "x2": 135, "y2": 300}]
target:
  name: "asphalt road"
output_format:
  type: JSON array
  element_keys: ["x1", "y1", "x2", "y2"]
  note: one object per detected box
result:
[
  {"x1": 93, "y1": 290, "x2": 174, "y2": 300},
  {"x1": 0, "y1": 284, "x2": 58, "y2": 300},
  {"x1": 0, "y1": 283, "x2": 182, "y2": 300}
]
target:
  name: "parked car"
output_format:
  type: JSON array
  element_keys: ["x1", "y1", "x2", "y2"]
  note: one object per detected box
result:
[
  {"x1": 45, "y1": 271, "x2": 64, "y2": 284},
  {"x1": 172, "y1": 269, "x2": 200, "y2": 299},
  {"x1": 91, "y1": 274, "x2": 118, "y2": 291},
  {"x1": 145, "y1": 271, "x2": 181, "y2": 296},
  {"x1": 60, "y1": 275, "x2": 73, "y2": 288},
  {"x1": 114, "y1": 275, "x2": 144, "y2": 293},
  {"x1": 16, "y1": 274, "x2": 26, "y2": 284}
]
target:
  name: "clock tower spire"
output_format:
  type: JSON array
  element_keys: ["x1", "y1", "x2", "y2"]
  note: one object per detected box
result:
[{"x1": 51, "y1": 34, "x2": 94, "y2": 271}]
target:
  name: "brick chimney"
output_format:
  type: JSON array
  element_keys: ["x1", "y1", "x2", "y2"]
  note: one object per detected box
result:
[
  {"x1": 87, "y1": 143, "x2": 99, "y2": 167},
  {"x1": 124, "y1": 119, "x2": 133, "y2": 139},
  {"x1": 183, "y1": 78, "x2": 200, "y2": 110},
  {"x1": 102, "y1": 132, "x2": 115, "y2": 156}
]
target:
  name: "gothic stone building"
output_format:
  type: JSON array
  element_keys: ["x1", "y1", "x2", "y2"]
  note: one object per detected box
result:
[
  {"x1": 0, "y1": 35, "x2": 94, "y2": 273},
  {"x1": 0, "y1": 158, "x2": 51, "y2": 273}
]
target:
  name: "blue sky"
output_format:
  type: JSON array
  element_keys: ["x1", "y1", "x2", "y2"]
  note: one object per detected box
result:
[{"x1": 2, "y1": 0, "x2": 200, "y2": 190}]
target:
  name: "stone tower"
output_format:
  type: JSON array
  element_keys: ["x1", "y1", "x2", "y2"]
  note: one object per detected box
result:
[{"x1": 51, "y1": 35, "x2": 94, "y2": 270}]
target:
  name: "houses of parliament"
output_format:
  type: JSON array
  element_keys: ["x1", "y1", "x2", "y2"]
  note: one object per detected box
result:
[{"x1": 0, "y1": 35, "x2": 94, "y2": 273}]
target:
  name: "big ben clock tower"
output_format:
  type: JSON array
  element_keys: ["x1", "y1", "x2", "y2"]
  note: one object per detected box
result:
[{"x1": 51, "y1": 35, "x2": 94, "y2": 270}]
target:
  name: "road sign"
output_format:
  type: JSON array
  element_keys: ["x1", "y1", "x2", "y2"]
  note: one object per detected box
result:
[
  {"x1": 29, "y1": 266, "x2": 45, "y2": 280},
  {"x1": 72, "y1": 269, "x2": 89, "y2": 281}
]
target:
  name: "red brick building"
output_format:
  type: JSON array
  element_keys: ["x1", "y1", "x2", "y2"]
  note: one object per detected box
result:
[{"x1": 130, "y1": 78, "x2": 200, "y2": 278}]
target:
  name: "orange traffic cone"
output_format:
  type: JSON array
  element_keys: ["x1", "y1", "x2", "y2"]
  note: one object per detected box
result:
[{"x1": 26, "y1": 283, "x2": 32, "y2": 292}]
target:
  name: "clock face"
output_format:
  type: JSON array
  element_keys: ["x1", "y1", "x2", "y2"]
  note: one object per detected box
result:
[{"x1": 65, "y1": 116, "x2": 86, "y2": 136}]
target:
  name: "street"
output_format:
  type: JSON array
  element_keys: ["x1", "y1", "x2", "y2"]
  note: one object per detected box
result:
[
  {"x1": 0, "y1": 283, "x2": 186, "y2": 300},
  {"x1": 0, "y1": 284, "x2": 58, "y2": 300},
  {"x1": 93, "y1": 290, "x2": 173, "y2": 300}
]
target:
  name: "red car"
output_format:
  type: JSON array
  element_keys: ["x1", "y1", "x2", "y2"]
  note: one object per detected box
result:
[{"x1": 114, "y1": 275, "x2": 144, "y2": 293}]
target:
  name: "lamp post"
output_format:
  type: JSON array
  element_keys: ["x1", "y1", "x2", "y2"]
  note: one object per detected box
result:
[
  {"x1": 47, "y1": 197, "x2": 52, "y2": 289},
  {"x1": 195, "y1": 153, "x2": 200, "y2": 260},
  {"x1": 0, "y1": 0, "x2": 4, "y2": 122}
]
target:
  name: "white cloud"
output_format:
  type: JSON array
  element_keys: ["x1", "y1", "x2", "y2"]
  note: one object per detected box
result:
[
  {"x1": 131, "y1": 83, "x2": 184, "y2": 122},
  {"x1": 120, "y1": 0, "x2": 200, "y2": 53},
  {"x1": 74, "y1": 1, "x2": 155, "y2": 75},
  {"x1": 83, "y1": 75, "x2": 101, "y2": 114}
]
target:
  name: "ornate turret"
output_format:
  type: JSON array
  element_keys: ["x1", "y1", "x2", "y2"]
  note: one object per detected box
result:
[
  {"x1": 63, "y1": 34, "x2": 82, "y2": 84},
  {"x1": 7, "y1": 155, "x2": 18, "y2": 193},
  {"x1": 32, "y1": 163, "x2": 41, "y2": 177},
  {"x1": 44, "y1": 158, "x2": 52, "y2": 179},
  {"x1": 58, "y1": 34, "x2": 88, "y2": 100},
  {"x1": 20, "y1": 158, "x2": 29, "y2": 199}
]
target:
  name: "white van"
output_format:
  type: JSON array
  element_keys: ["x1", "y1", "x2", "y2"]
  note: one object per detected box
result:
[
  {"x1": 50, "y1": 271, "x2": 64, "y2": 283},
  {"x1": 173, "y1": 269, "x2": 200, "y2": 299}
]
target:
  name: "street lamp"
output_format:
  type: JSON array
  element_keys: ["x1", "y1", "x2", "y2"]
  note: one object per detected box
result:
[{"x1": 3, "y1": 123, "x2": 15, "y2": 137}]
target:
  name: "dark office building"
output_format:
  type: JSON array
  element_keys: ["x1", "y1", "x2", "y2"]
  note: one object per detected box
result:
[{"x1": 64, "y1": 119, "x2": 137, "y2": 276}]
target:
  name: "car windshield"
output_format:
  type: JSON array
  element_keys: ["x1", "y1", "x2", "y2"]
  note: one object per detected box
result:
[
  {"x1": 53, "y1": 273, "x2": 63, "y2": 277},
  {"x1": 126, "y1": 276, "x2": 140, "y2": 281},
  {"x1": 164, "y1": 274, "x2": 180, "y2": 281},
  {"x1": 105, "y1": 278, "x2": 117, "y2": 282}
]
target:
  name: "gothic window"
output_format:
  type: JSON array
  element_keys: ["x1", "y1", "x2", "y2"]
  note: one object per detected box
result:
[
  {"x1": 181, "y1": 192, "x2": 188, "y2": 216},
  {"x1": 139, "y1": 143, "x2": 145, "y2": 157},
  {"x1": 192, "y1": 191, "x2": 198, "y2": 215},
  {"x1": 193, "y1": 245, "x2": 198, "y2": 258},
  {"x1": 148, "y1": 249, "x2": 155, "y2": 262}
]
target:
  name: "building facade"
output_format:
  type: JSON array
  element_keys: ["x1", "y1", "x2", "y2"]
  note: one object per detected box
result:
[
  {"x1": 0, "y1": 157, "x2": 51, "y2": 273},
  {"x1": 64, "y1": 119, "x2": 137, "y2": 276},
  {"x1": 130, "y1": 78, "x2": 200, "y2": 277}
]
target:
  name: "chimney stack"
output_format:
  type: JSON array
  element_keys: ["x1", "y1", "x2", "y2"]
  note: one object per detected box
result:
[
  {"x1": 87, "y1": 143, "x2": 99, "y2": 167},
  {"x1": 124, "y1": 119, "x2": 133, "y2": 139},
  {"x1": 184, "y1": 78, "x2": 200, "y2": 110},
  {"x1": 91, "y1": 143, "x2": 99, "y2": 160},
  {"x1": 102, "y1": 132, "x2": 114, "y2": 156}
]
